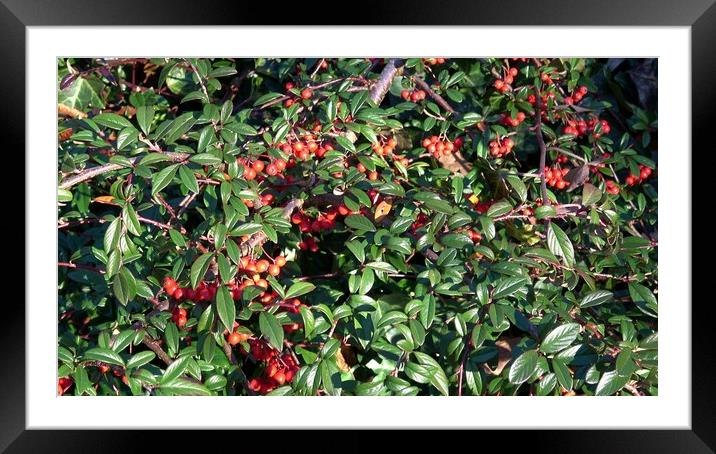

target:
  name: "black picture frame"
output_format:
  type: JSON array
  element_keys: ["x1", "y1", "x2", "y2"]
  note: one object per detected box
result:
[{"x1": 6, "y1": 0, "x2": 709, "y2": 452}]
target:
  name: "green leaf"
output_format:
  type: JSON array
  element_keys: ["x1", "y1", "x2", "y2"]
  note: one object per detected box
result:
[
  {"x1": 126, "y1": 351, "x2": 156, "y2": 369},
  {"x1": 547, "y1": 223, "x2": 575, "y2": 266},
  {"x1": 551, "y1": 358, "x2": 573, "y2": 391},
  {"x1": 335, "y1": 135, "x2": 356, "y2": 153},
  {"x1": 164, "y1": 322, "x2": 179, "y2": 357},
  {"x1": 103, "y1": 217, "x2": 122, "y2": 253},
  {"x1": 189, "y1": 153, "x2": 223, "y2": 166},
  {"x1": 285, "y1": 281, "x2": 316, "y2": 299},
  {"x1": 151, "y1": 164, "x2": 180, "y2": 196},
  {"x1": 413, "y1": 351, "x2": 450, "y2": 396},
  {"x1": 344, "y1": 214, "x2": 376, "y2": 232},
  {"x1": 178, "y1": 165, "x2": 199, "y2": 193},
  {"x1": 534, "y1": 205, "x2": 557, "y2": 220},
  {"x1": 628, "y1": 283, "x2": 658, "y2": 318},
  {"x1": 346, "y1": 240, "x2": 366, "y2": 263},
  {"x1": 509, "y1": 349, "x2": 538, "y2": 384},
  {"x1": 492, "y1": 276, "x2": 530, "y2": 299},
  {"x1": 84, "y1": 347, "x2": 125, "y2": 366},
  {"x1": 59, "y1": 77, "x2": 104, "y2": 110},
  {"x1": 161, "y1": 377, "x2": 212, "y2": 396},
  {"x1": 300, "y1": 306, "x2": 315, "y2": 338},
  {"x1": 232, "y1": 223, "x2": 263, "y2": 236},
  {"x1": 541, "y1": 323, "x2": 580, "y2": 354},
  {"x1": 215, "y1": 286, "x2": 236, "y2": 334},
  {"x1": 486, "y1": 200, "x2": 513, "y2": 218},
  {"x1": 259, "y1": 312, "x2": 284, "y2": 351},
  {"x1": 190, "y1": 252, "x2": 214, "y2": 289},
  {"x1": 93, "y1": 112, "x2": 135, "y2": 130},
  {"x1": 423, "y1": 198, "x2": 455, "y2": 214},
  {"x1": 113, "y1": 271, "x2": 134, "y2": 306},
  {"x1": 365, "y1": 261, "x2": 398, "y2": 274},
  {"x1": 595, "y1": 370, "x2": 631, "y2": 396},
  {"x1": 582, "y1": 183, "x2": 602, "y2": 206},
  {"x1": 580, "y1": 290, "x2": 613, "y2": 308},
  {"x1": 122, "y1": 204, "x2": 142, "y2": 236},
  {"x1": 136, "y1": 105, "x2": 154, "y2": 135},
  {"x1": 160, "y1": 355, "x2": 191, "y2": 384}
]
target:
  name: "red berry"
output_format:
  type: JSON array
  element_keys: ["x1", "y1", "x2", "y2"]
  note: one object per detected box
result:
[
  {"x1": 252, "y1": 160, "x2": 265, "y2": 173},
  {"x1": 244, "y1": 168, "x2": 257, "y2": 181},
  {"x1": 266, "y1": 164, "x2": 278, "y2": 176},
  {"x1": 301, "y1": 88, "x2": 313, "y2": 99}
]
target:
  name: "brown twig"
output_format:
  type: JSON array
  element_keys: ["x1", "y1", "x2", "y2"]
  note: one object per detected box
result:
[
  {"x1": 535, "y1": 88, "x2": 551, "y2": 212},
  {"x1": 58, "y1": 103, "x2": 88, "y2": 119},
  {"x1": 239, "y1": 198, "x2": 304, "y2": 256},
  {"x1": 413, "y1": 76, "x2": 456, "y2": 114},
  {"x1": 369, "y1": 59, "x2": 403, "y2": 105},
  {"x1": 59, "y1": 151, "x2": 190, "y2": 190},
  {"x1": 58, "y1": 261, "x2": 105, "y2": 274},
  {"x1": 141, "y1": 335, "x2": 173, "y2": 366}
]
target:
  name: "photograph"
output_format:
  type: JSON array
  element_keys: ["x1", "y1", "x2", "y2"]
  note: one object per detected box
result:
[{"x1": 56, "y1": 56, "x2": 658, "y2": 397}]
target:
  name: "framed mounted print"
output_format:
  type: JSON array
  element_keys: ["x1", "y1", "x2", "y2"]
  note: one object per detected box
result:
[{"x1": 5, "y1": 0, "x2": 711, "y2": 451}]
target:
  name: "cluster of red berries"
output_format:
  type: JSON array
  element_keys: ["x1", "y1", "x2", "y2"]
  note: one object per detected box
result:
[
  {"x1": 459, "y1": 228, "x2": 482, "y2": 243},
  {"x1": 283, "y1": 81, "x2": 313, "y2": 107},
  {"x1": 226, "y1": 321, "x2": 252, "y2": 346},
  {"x1": 563, "y1": 118, "x2": 611, "y2": 139},
  {"x1": 527, "y1": 91, "x2": 557, "y2": 108},
  {"x1": 421, "y1": 135, "x2": 463, "y2": 159},
  {"x1": 298, "y1": 235, "x2": 319, "y2": 252},
  {"x1": 410, "y1": 213, "x2": 430, "y2": 234},
  {"x1": 605, "y1": 180, "x2": 620, "y2": 195},
  {"x1": 371, "y1": 137, "x2": 398, "y2": 156},
  {"x1": 494, "y1": 67, "x2": 519, "y2": 93},
  {"x1": 555, "y1": 154, "x2": 569, "y2": 164},
  {"x1": 279, "y1": 298, "x2": 305, "y2": 333},
  {"x1": 500, "y1": 111, "x2": 527, "y2": 128},
  {"x1": 545, "y1": 167, "x2": 571, "y2": 190},
  {"x1": 279, "y1": 135, "x2": 334, "y2": 161},
  {"x1": 625, "y1": 165, "x2": 653, "y2": 186},
  {"x1": 473, "y1": 199, "x2": 494, "y2": 215},
  {"x1": 58, "y1": 377, "x2": 73, "y2": 396},
  {"x1": 236, "y1": 156, "x2": 288, "y2": 181},
  {"x1": 540, "y1": 71, "x2": 557, "y2": 85},
  {"x1": 291, "y1": 206, "x2": 347, "y2": 233},
  {"x1": 164, "y1": 277, "x2": 218, "y2": 304},
  {"x1": 423, "y1": 58, "x2": 447, "y2": 65},
  {"x1": 590, "y1": 152, "x2": 611, "y2": 174},
  {"x1": 564, "y1": 85, "x2": 589, "y2": 105},
  {"x1": 401, "y1": 88, "x2": 427, "y2": 103},
  {"x1": 171, "y1": 307, "x2": 188, "y2": 328},
  {"x1": 246, "y1": 340, "x2": 300, "y2": 394},
  {"x1": 242, "y1": 255, "x2": 286, "y2": 277},
  {"x1": 488, "y1": 137, "x2": 514, "y2": 158}
]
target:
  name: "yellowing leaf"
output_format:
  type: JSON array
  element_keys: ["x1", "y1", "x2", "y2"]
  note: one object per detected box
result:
[
  {"x1": 93, "y1": 195, "x2": 116, "y2": 204},
  {"x1": 374, "y1": 200, "x2": 392, "y2": 222},
  {"x1": 468, "y1": 194, "x2": 480, "y2": 204}
]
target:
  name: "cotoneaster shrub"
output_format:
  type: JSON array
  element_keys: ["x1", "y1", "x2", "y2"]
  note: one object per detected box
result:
[{"x1": 57, "y1": 57, "x2": 658, "y2": 396}]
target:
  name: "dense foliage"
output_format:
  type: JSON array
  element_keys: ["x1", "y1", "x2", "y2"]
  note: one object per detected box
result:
[{"x1": 57, "y1": 57, "x2": 658, "y2": 396}]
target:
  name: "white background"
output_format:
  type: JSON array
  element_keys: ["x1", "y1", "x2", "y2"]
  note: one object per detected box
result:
[{"x1": 28, "y1": 26, "x2": 690, "y2": 429}]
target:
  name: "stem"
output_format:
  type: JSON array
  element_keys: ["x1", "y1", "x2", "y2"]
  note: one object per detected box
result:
[
  {"x1": 369, "y1": 59, "x2": 402, "y2": 105},
  {"x1": 413, "y1": 76, "x2": 455, "y2": 114},
  {"x1": 59, "y1": 151, "x2": 190, "y2": 190}
]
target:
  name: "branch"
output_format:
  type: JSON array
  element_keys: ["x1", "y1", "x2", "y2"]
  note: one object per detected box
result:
[
  {"x1": 413, "y1": 76, "x2": 456, "y2": 114},
  {"x1": 59, "y1": 151, "x2": 190, "y2": 190},
  {"x1": 369, "y1": 59, "x2": 402, "y2": 105},
  {"x1": 141, "y1": 335, "x2": 173, "y2": 366},
  {"x1": 58, "y1": 103, "x2": 88, "y2": 119},
  {"x1": 58, "y1": 261, "x2": 104, "y2": 274},
  {"x1": 535, "y1": 89, "x2": 550, "y2": 209},
  {"x1": 239, "y1": 198, "x2": 304, "y2": 255}
]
